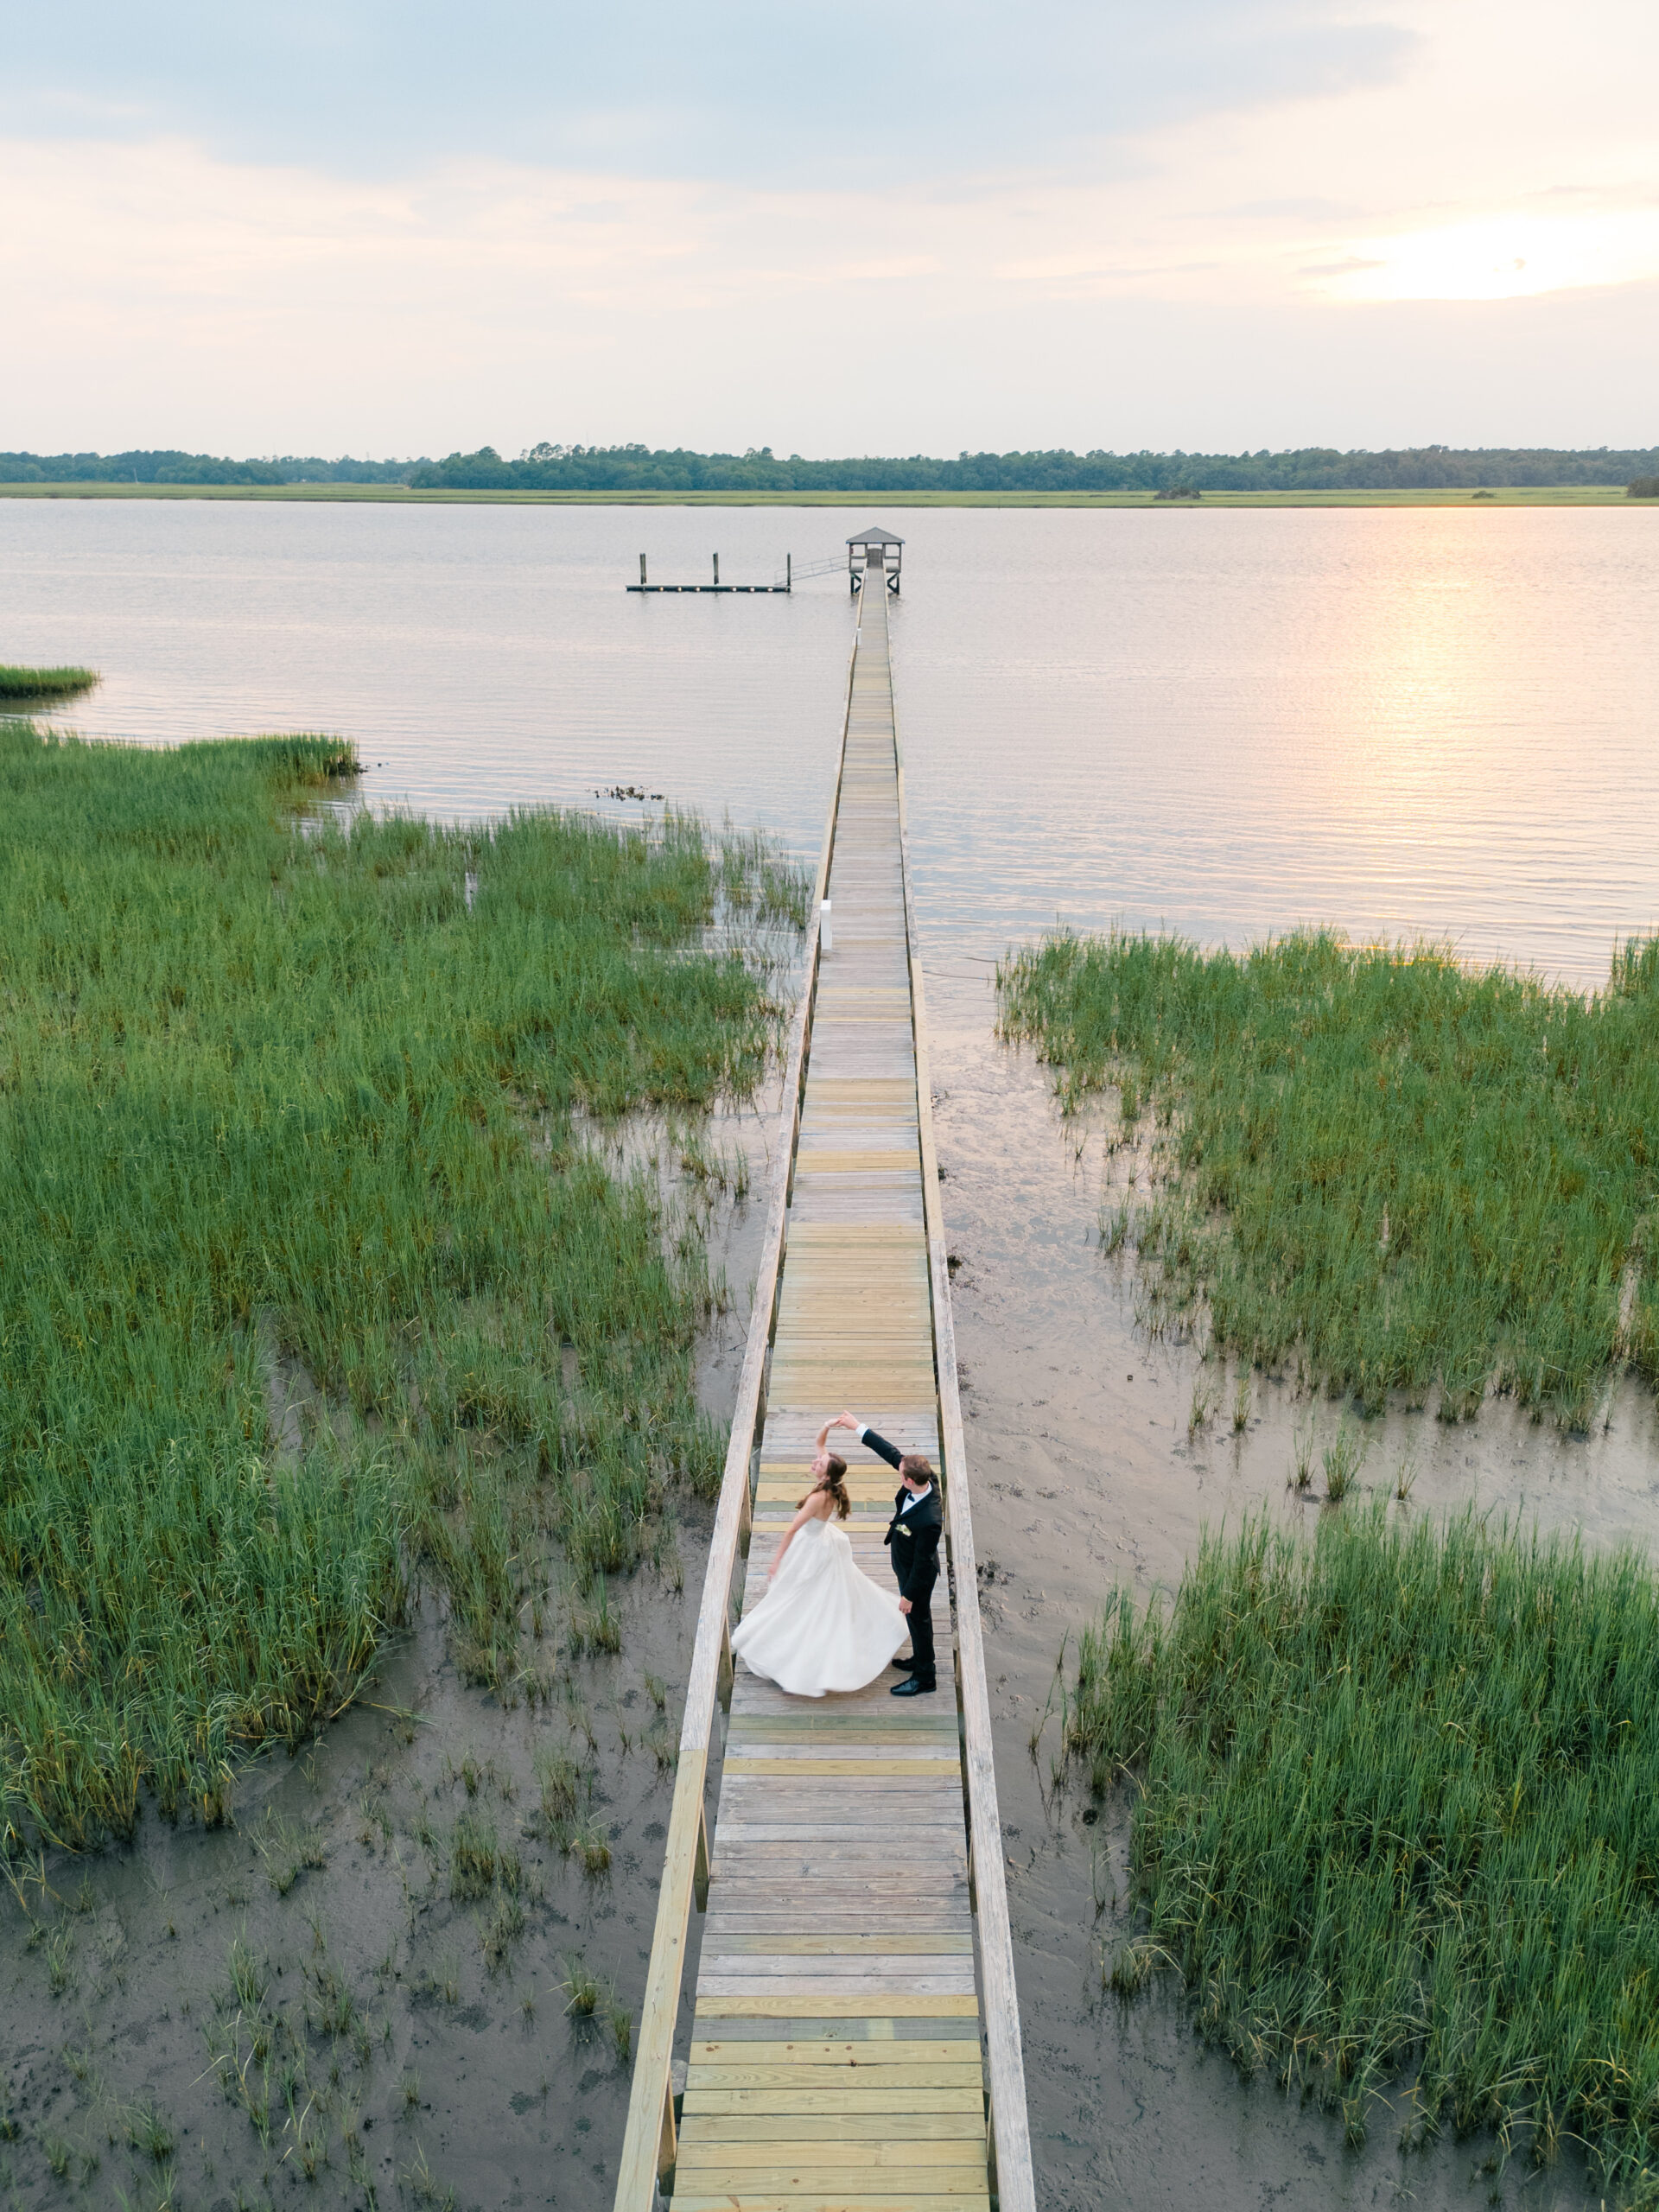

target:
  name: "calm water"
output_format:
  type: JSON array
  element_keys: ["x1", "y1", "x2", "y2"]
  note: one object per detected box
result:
[
  {"x1": 7, "y1": 499, "x2": 1659, "y2": 2211},
  {"x1": 6, "y1": 498, "x2": 1659, "y2": 985}
]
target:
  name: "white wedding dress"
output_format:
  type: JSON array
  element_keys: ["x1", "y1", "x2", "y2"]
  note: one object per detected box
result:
[{"x1": 731, "y1": 1516, "x2": 908, "y2": 1697}]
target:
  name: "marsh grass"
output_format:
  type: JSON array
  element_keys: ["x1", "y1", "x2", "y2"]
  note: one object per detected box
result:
[
  {"x1": 1071, "y1": 1506, "x2": 1659, "y2": 2202},
  {"x1": 448, "y1": 1814, "x2": 498, "y2": 1902},
  {"x1": 0, "y1": 721, "x2": 801, "y2": 1852},
  {"x1": 480, "y1": 1890, "x2": 527, "y2": 1974},
  {"x1": 1230, "y1": 1373, "x2": 1252, "y2": 1433},
  {"x1": 567, "y1": 1580, "x2": 623, "y2": 1656},
  {"x1": 999, "y1": 927, "x2": 1659, "y2": 1426},
  {"x1": 123, "y1": 2101, "x2": 175, "y2": 2163},
  {"x1": 1320, "y1": 1417, "x2": 1366, "y2": 1501},
  {"x1": 255, "y1": 1811, "x2": 327, "y2": 1897},
  {"x1": 0, "y1": 664, "x2": 99, "y2": 699},
  {"x1": 573, "y1": 1828, "x2": 612, "y2": 1878},
  {"x1": 560, "y1": 1958, "x2": 601, "y2": 2017}
]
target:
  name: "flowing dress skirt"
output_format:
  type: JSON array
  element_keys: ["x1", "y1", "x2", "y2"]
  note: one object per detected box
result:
[{"x1": 731, "y1": 1517, "x2": 908, "y2": 1697}]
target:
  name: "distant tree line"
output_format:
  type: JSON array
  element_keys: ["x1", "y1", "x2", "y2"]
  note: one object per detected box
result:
[
  {"x1": 0, "y1": 450, "x2": 418, "y2": 486},
  {"x1": 4, "y1": 443, "x2": 1659, "y2": 493},
  {"x1": 408, "y1": 442, "x2": 1659, "y2": 493}
]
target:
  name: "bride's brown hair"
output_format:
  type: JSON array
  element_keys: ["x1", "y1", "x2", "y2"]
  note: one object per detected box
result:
[{"x1": 800, "y1": 1455, "x2": 851, "y2": 1520}]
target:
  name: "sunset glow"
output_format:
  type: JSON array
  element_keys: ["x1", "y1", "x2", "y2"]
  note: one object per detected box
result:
[{"x1": 1311, "y1": 209, "x2": 1659, "y2": 303}]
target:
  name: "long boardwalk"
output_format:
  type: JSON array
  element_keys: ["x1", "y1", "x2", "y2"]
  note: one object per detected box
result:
[{"x1": 616, "y1": 575, "x2": 1033, "y2": 2212}]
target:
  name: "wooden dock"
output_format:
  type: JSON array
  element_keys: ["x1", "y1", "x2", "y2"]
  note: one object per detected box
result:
[{"x1": 614, "y1": 581, "x2": 1033, "y2": 2212}]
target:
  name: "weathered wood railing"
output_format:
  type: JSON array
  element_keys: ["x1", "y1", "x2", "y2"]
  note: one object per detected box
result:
[{"x1": 609, "y1": 607, "x2": 855, "y2": 2211}]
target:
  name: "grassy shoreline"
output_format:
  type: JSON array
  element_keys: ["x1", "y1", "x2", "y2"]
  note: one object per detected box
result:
[
  {"x1": 0, "y1": 480, "x2": 1642, "y2": 509},
  {"x1": 0, "y1": 664, "x2": 99, "y2": 698},
  {"x1": 1071, "y1": 1506, "x2": 1659, "y2": 2206},
  {"x1": 0, "y1": 721, "x2": 803, "y2": 1852}
]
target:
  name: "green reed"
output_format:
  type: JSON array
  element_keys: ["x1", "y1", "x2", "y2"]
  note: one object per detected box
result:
[
  {"x1": 998, "y1": 928, "x2": 1659, "y2": 1424},
  {"x1": 0, "y1": 721, "x2": 798, "y2": 1850},
  {"x1": 1071, "y1": 1506, "x2": 1659, "y2": 2202},
  {"x1": 0, "y1": 665, "x2": 99, "y2": 698}
]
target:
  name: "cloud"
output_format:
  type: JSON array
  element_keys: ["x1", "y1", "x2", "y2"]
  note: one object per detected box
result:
[
  {"x1": 2, "y1": 0, "x2": 1656, "y2": 454},
  {"x1": 7, "y1": 0, "x2": 1416, "y2": 184}
]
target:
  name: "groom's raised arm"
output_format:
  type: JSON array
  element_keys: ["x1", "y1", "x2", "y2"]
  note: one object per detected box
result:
[{"x1": 831, "y1": 1410, "x2": 904, "y2": 1473}]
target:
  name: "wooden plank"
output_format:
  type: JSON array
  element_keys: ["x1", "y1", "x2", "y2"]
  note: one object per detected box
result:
[
  {"x1": 701, "y1": 1954, "x2": 975, "y2": 1977},
  {"x1": 710, "y1": 1894, "x2": 968, "y2": 1911},
  {"x1": 672, "y1": 2150, "x2": 986, "y2": 2185},
  {"x1": 680, "y1": 2117, "x2": 985, "y2": 2144},
  {"x1": 723, "y1": 1718, "x2": 958, "y2": 1736},
  {"x1": 705, "y1": 1935, "x2": 973, "y2": 1955},
  {"x1": 723, "y1": 1736, "x2": 957, "y2": 1751},
  {"x1": 687, "y1": 2069, "x2": 981, "y2": 2094},
  {"x1": 690, "y1": 2043, "x2": 978, "y2": 2068},
  {"x1": 712, "y1": 1845, "x2": 964, "y2": 1865},
  {"x1": 710, "y1": 1821, "x2": 965, "y2": 1840},
  {"x1": 673, "y1": 2196, "x2": 990, "y2": 2212},
  {"x1": 704, "y1": 1906, "x2": 969, "y2": 1926},
  {"x1": 705, "y1": 1920, "x2": 970, "y2": 1937},
  {"x1": 723, "y1": 1758, "x2": 960, "y2": 1777},
  {"x1": 684, "y1": 2088, "x2": 984, "y2": 2116},
  {"x1": 695, "y1": 1995, "x2": 978, "y2": 2018},
  {"x1": 713, "y1": 1826, "x2": 966, "y2": 1842},
  {"x1": 697, "y1": 1986, "x2": 977, "y2": 2007}
]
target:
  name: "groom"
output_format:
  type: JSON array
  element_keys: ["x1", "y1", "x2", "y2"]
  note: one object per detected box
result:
[{"x1": 830, "y1": 1411, "x2": 941, "y2": 1697}]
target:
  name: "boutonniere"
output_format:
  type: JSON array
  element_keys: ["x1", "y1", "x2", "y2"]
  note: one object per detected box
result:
[{"x1": 895, "y1": 1525, "x2": 912, "y2": 1537}]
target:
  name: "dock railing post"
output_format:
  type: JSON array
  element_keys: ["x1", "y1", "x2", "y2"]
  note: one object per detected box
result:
[
  {"x1": 639, "y1": 553, "x2": 647, "y2": 588},
  {"x1": 786, "y1": 552, "x2": 791, "y2": 592},
  {"x1": 878, "y1": 585, "x2": 1038, "y2": 2212},
  {"x1": 713, "y1": 551, "x2": 719, "y2": 588}
]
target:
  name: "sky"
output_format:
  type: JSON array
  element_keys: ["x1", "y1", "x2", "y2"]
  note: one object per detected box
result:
[{"x1": 3, "y1": 0, "x2": 1656, "y2": 457}]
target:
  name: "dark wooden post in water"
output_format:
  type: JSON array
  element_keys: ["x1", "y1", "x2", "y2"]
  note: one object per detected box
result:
[
  {"x1": 713, "y1": 551, "x2": 720, "y2": 588},
  {"x1": 640, "y1": 553, "x2": 647, "y2": 588},
  {"x1": 610, "y1": 558, "x2": 1035, "y2": 2212}
]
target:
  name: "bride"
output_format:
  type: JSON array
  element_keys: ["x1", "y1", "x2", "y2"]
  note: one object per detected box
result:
[{"x1": 731, "y1": 1419, "x2": 908, "y2": 1697}]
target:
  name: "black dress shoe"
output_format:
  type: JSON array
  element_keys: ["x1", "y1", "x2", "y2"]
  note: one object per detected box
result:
[
  {"x1": 891, "y1": 1677, "x2": 936, "y2": 1696},
  {"x1": 892, "y1": 1653, "x2": 915, "y2": 1669}
]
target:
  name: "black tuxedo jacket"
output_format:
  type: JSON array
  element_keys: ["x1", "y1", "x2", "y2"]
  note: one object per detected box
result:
[{"x1": 864, "y1": 1427, "x2": 943, "y2": 1601}]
